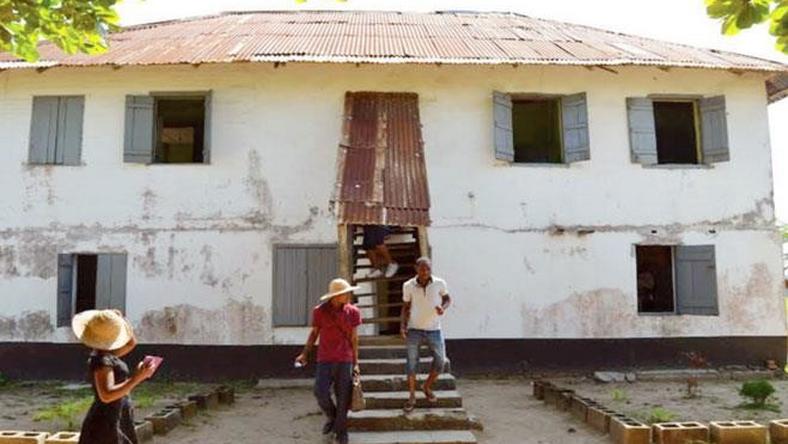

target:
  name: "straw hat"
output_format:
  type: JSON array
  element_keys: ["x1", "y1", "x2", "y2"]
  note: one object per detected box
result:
[
  {"x1": 72, "y1": 309, "x2": 133, "y2": 351},
  {"x1": 319, "y1": 278, "x2": 360, "y2": 302}
]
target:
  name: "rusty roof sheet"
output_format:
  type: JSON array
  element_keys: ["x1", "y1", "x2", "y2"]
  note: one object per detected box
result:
[
  {"x1": 334, "y1": 92, "x2": 430, "y2": 227},
  {"x1": 1, "y1": 10, "x2": 786, "y2": 75}
]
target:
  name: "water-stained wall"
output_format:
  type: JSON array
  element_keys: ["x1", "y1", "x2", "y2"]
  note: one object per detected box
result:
[{"x1": 0, "y1": 63, "x2": 783, "y2": 345}]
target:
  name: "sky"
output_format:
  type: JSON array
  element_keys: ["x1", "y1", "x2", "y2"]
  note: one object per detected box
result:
[{"x1": 115, "y1": 0, "x2": 787, "y2": 224}]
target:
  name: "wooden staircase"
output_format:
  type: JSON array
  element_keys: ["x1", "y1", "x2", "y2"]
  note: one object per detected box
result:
[{"x1": 344, "y1": 226, "x2": 479, "y2": 443}]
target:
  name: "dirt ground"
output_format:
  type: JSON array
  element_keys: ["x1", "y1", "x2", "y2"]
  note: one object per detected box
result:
[
  {"x1": 555, "y1": 376, "x2": 788, "y2": 424},
  {"x1": 0, "y1": 378, "x2": 611, "y2": 443}
]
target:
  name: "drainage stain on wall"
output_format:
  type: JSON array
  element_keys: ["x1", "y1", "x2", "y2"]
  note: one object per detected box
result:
[{"x1": 0, "y1": 311, "x2": 54, "y2": 340}]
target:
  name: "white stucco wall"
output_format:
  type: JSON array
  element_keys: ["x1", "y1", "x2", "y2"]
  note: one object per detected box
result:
[{"x1": 0, "y1": 63, "x2": 783, "y2": 345}]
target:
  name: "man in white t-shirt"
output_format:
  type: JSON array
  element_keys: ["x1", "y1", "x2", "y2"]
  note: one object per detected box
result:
[{"x1": 400, "y1": 257, "x2": 451, "y2": 412}]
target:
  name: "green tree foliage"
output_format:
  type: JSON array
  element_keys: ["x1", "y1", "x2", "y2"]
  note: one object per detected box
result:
[
  {"x1": 0, "y1": 0, "x2": 121, "y2": 62},
  {"x1": 706, "y1": 0, "x2": 788, "y2": 53}
]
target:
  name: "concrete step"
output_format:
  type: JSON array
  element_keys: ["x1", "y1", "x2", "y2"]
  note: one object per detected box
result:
[
  {"x1": 363, "y1": 316, "x2": 401, "y2": 325},
  {"x1": 360, "y1": 345, "x2": 429, "y2": 360},
  {"x1": 360, "y1": 336, "x2": 405, "y2": 346},
  {"x1": 365, "y1": 390, "x2": 462, "y2": 409},
  {"x1": 359, "y1": 358, "x2": 450, "y2": 375},
  {"x1": 356, "y1": 302, "x2": 405, "y2": 310},
  {"x1": 361, "y1": 374, "x2": 456, "y2": 392},
  {"x1": 348, "y1": 408, "x2": 474, "y2": 432},
  {"x1": 350, "y1": 430, "x2": 477, "y2": 444},
  {"x1": 355, "y1": 275, "x2": 411, "y2": 284}
]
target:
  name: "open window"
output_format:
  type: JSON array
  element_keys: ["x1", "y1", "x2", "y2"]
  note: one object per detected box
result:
[
  {"x1": 124, "y1": 92, "x2": 210, "y2": 164},
  {"x1": 493, "y1": 91, "x2": 590, "y2": 164},
  {"x1": 628, "y1": 96, "x2": 729, "y2": 166},
  {"x1": 636, "y1": 245, "x2": 719, "y2": 315},
  {"x1": 56, "y1": 253, "x2": 127, "y2": 327}
]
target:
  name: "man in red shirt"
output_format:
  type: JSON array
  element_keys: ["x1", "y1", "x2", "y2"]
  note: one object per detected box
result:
[{"x1": 295, "y1": 278, "x2": 362, "y2": 444}]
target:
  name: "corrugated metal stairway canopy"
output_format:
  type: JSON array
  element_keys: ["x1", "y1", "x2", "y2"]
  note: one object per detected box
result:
[{"x1": 333, "y1": 92, "x2": 430, "y2": 227}]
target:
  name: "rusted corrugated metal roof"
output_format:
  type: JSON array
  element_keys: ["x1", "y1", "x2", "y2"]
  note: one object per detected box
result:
[
  {"x1": 767, "y1": 73, "x2": 788, "y2": 103},
  {"x1": 1, "y1": 10, "x2": 786, "y2": 75},
  {"x1": 334, "y1": 92, "x2": 430, "y2": 227}
]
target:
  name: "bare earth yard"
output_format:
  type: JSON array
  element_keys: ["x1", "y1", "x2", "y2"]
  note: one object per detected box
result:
[{"x1": 2, "y1": 377, "x2": 786, "y2": 443}]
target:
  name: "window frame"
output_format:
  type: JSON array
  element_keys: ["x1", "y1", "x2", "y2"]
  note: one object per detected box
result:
[
  {"x1": 150, "y1": 91, "x2": 211, "y2": 165},
  {"x1": 510, "y1": 94, "x2": 566, "y2": 165},
  {"x1": 650, "y1": 97, "x2": 703, "y2": 165},
  {"x1": 56, "y1": 252, "x2": 128, "y2": 327},
  {"x1": 28, "y1": 95, "x2": 85, "y2": 166}
]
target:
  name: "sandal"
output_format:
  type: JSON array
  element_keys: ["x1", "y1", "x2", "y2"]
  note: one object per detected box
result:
[
  {"x1": 403, "y1": 399, "x2": 416, "y2": 413},
  {"x1": 423, "y1": 388, "x2": 438, "y2": 405}
]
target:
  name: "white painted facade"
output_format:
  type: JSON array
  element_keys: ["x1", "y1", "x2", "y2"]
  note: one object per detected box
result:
[{"x1": 0, "y1": 63, "x2": 784, "y2": 346}]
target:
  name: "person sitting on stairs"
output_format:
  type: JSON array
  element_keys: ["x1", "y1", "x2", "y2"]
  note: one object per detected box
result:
[
  {"x1": 400, "y1": 256, "x2": 451, "y2": 412},
  {"x1": 362, "y1": 225, "x2": 399, "y2": 278}
]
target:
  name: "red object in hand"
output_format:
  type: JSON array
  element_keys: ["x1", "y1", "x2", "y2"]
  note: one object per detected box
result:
[{"x1": 143, "y1": 355, "x2": 164, "y2": 374}]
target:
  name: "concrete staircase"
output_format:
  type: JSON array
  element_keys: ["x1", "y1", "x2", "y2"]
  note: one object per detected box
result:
[{"x1": 348, "y1": 335, "x2": 479, "y2": 444}]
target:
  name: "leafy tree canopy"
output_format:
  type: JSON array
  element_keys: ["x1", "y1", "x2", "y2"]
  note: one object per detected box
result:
[
  {"x1": 706, "y1": 0, "x2": 788, "y2": 53},
  {"x1": 0, "y1": 0, "x2": 121, "y2": 62}
]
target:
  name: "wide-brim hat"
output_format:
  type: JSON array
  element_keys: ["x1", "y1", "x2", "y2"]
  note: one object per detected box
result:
[
  {"x1": 320, "y1": 278, "x2": 360, "y2": 302},
  {"x1": 72, "y1": 309, "x2": 133, "y2": 351}
]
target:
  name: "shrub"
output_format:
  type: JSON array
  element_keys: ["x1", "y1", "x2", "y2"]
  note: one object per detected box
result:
[{"x1": 739, "y1": 379, "x2": 776, "y2": 407}]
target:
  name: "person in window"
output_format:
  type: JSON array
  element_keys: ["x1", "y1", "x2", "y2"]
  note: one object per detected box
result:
[
  {"x1": 72, "y1": 309, "x2": 155, "y2": 444},
  {"x1": 400, "y1": 257, "x2": 451, "y2": 412},
  {"x1": 295, "y1": 278, "x2": 362, "y2": 444},
  {"x1": 363, "y1": 225, "x2": 399, "y2": 279}
]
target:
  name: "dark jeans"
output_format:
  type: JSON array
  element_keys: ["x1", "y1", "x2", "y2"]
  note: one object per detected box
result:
[{"x1": 314, "y1": 362, "x2": 353, "y2": 436}]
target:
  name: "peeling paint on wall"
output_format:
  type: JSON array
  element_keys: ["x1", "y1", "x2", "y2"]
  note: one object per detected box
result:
[
  {"x1": 0, "y1": 311, "x2": 54, "y2": 340},
  {"x1": 136, "y1": 299, "x2": 266, "y2": 344}
]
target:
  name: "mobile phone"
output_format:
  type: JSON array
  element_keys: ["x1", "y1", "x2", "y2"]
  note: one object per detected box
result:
[
  {"x1": 143, "y1": 355, "x2": 164, "y2": 373},
  {"x1": 294, "y1": 360, "x2": 304, "y2": 369}
]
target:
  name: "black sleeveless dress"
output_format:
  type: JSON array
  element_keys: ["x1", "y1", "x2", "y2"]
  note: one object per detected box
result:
[{"x1": 78, "y1": 353, "x2": 138, "y2": 444}]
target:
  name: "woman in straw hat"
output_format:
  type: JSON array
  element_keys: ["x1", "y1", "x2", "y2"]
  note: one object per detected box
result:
[
  {"x1": 72, "y1": 309, "x2": 155, "y2": 444},
  {"x1": 295, "y1": 278, "x2": 362, "y2": 444}
]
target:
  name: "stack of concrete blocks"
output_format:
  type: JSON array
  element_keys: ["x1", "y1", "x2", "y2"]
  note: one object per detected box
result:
[
  {"x1": 652, "y1": 422, "x2": 709, "y2": 444},
  {"x1": 770, "y1": 419, "x2": 788, "y2": 444},
  {"x1": 144, "y1": 407, "x2": 182, "y2": 435},
  {"x1": 609, "y1": 416, "x2": 651, "y2": 444},
  {"x1": 134, "y1": 421, "x2": 154, "y2": 442},
  {"x1": 709, "y1": 421, "x2": 767, "y2": 444},
  {"x1": 0, "y1": 431, "x2": 49, "y2": 443},
  {"x1": 43, "y1": 433, "x2": 79, "y2": 444}
]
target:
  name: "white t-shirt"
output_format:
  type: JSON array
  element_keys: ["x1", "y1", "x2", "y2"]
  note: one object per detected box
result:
[{"x1": 402, "y1": 276, "x2": 449, "y2": 331}]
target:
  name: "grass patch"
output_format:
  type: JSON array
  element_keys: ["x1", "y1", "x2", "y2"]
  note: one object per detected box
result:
[
  {"x1": 735, "y1": 402, "x2": 781, "y2": 413},
  {"x1": 634, "y1": 406, "x2": 678, "y2": 424},
  {"x1": 33, "y1": 397, "x2": 93, "y2": 431}
]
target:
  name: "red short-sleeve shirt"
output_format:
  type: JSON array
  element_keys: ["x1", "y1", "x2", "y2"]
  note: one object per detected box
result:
[{"x1": 312, "y1": 303, "x2": 362, "y2": 363}]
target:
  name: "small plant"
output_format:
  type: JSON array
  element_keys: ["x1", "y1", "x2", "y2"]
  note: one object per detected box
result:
[
  {"x1": 739, "y1": 379, "x2": 776, "y2": 408},
  {"x1": 611, "y1": 388, "x2": 629, "y2": 402},
  {"x1": 646, "y1": 407, "x2": 677, "y2": 424},
  {"x1": 0, "y1": 372, "x2": 9, "y2": 387},
  {"x1": 33, "y1": 397, "x2": 93, "y2": 431},
  {"x1": 682, "y1": 351, "x2": 709, "y2": 398}
]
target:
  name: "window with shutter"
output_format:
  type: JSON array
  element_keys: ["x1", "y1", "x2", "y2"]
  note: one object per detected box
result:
[
  {"x1": 699, "y1": 95, "x2": 730, "y2": 164},
  {"x1": 96, "y1": 253, "x2": 128, "y2": 312},
  {"x1": 627, "y1": 97, "x2": 658, "y2": 165},
  {"x1": 493, "y1": 91, "x2": 514, "y2": 162},
  {"x1": 29, "y1": 96, "x2": 84, "y2": 165},
  {"x1": 56, "y1": 252, "x2": 127, "y2": 327},
  {"x1": 273, "y1": 245, "x2": 338, "y2": 327}
]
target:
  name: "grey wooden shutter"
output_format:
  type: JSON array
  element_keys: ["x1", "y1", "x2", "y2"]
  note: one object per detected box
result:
[
  {"x1": 560, "y1": 92, "x2": 590, "y2": 162},
  {"x1": 626, "y1": 97, "x2": 658, "y2": 165},
  {"x1": 56, "y1": 254, "x2": 75, "y2": 327},
  {"x1": 96, "y1": 253, "x2": 127, "y2": 312},
  {"x1": 493, "y1": 91, "x2": 514, "y2": 162},
  {"x1": 306, "y1": 246, "x2": 338, "y2": 313},
  {"x1": 273, "y1": 247, "x2": 309, "y2": 326},
  {"x1": 675, "y1": 245, "x2": 719, "y2": 316},
  {"x1": 699, "y1": 95, "x2": 730, "y2": 163},
  {"x1": 29, "y1": 96, "x2": 59, "y2": 164},
  {"x1": 124, "y1": 95, "x2": 155, "y2": 164},
  {"x1": 57, "y1": 96, "x2": 84, "y2": 166}
]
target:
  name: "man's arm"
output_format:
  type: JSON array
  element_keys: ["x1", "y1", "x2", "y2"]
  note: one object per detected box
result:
[
  {"x1": 295, "y1": 326, "x2": 320, "y2": 365},
  {"x1": 400, "y1": 301, "x2": 411, "y2": 339},
  {"x1": 351, "y1": 327, "x2": 360, "y2": 373}
]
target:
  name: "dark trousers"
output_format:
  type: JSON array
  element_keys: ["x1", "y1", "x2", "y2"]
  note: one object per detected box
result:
[{"x1": 314, "y1": 362, "x2": 353, "y2": 436}]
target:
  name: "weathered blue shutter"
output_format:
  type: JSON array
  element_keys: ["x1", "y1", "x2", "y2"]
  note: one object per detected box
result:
[
  {"x1": 273, "y1": 247, "x2": 309, "y2": 326},
  {"x1": 29, "y1": 97, "x2": 59, "y2": 164},
  {"x1": 124, "y1": 95, "x2": 155, "y2": 164},
  {"x1": 57, "y1": 254, "x2": 75, "y2": 327},
  {"x1": 493, "y1": 91, "x2": 514, "y2": 162},
  {"x1": 203, "y1": 92, "x2": 212, "y2": 163},
  {"x1": 626, "y1": 97, "x2": 658, "y2": 165},
  {"x1": 306, "y1": 246, "x2": 338, "y2": 315},
  {"x1": 560, "y1": 92, "x2": 590, "y2": 162},
  {"x1": 675, "y1": 245, "x2": 719, "y2": 316},
  {"x1": 96, "y1": 253, "x2": 128, "y2": 312},
  {"x1": 699, "y1": 95, "x2": 730, "y2": 164},
  {"x1": 57, "y1": 96, "x2": 84, "y2": 166}
]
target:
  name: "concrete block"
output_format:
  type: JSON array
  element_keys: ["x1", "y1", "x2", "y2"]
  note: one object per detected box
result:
[
  {"x1": 188, "y1": 391, "x2": 219, "y2": 410},
  {"x1": 133, "y1": 421, "x2": 154, "y2": 442},
  {"x1": 166, "y1": 400, "x2": 198, "y2": 421},
  {"x1": 709, "y1": 421, "x2": 767, "y2": 444},
  {"x1": 653, "y1": 422, "x2": 709, "y2": 444},
  {"x1": 542, "y1": 384, "x2": 561, "y2": 406},
  {"x1": 361, "y1": 374, "x2": 456, "y2": 392},
  {"x1": 348, "y1": 408, "x2": 474, "y2": 432},
  {"x1": 44, "y1": 432, "x2": 78, "y2": 444},
  {"x1": 609, "y1": 416, "x2": 651, "y2": 444},
  {"x1": 569, "y1": 396, "x2": 596, "y2": 422},
  {"x1": 349, "y1": 430, "x2": 478, "y2": 443},
  {"x1": 586, "y1": 405, "x2": 618, "y2": 433},
  {"x1": 145, "y1": 408, "x2": 182, "y2": 435},
  {"x1": 0, "y1": 431, "x2": 48, "y2": 444},
  {"x1": 365, "y1": 390, "x2": 462, "y2": 409},
  {"x1": 532, "y1": 380, "x2": 546, "y2": 400},
  {"x1": 554, "y1": 389, "x2": 574, "y2": 411},
  {"x1": 770, "y1": 419, "x2": 788, "y2": 444},
  {"x1": 359, "y1": 358, "x2": 451, "y2": 375},
  {"x1": 217, "y1": 386, "x2": 235, "y2": 405}
]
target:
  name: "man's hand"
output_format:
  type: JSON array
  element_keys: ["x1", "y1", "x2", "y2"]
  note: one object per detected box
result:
[
  {"x1": 435, "y1": 305, "x2": 445, "y2": 316},
  {"x1": 353, "y1": 363, "x2": 361, "y2": 375},
  {"x1": 400, "y1": 326, "x2": 408, "y2": 340},
  {"x1": 294, "y1": 353, "x2": 308, "y2": 367}
]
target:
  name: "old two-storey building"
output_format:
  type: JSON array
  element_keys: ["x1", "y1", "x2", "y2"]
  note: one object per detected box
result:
[{"x1": 0, "y1": 11, "x2": 786, "y2": 379}]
